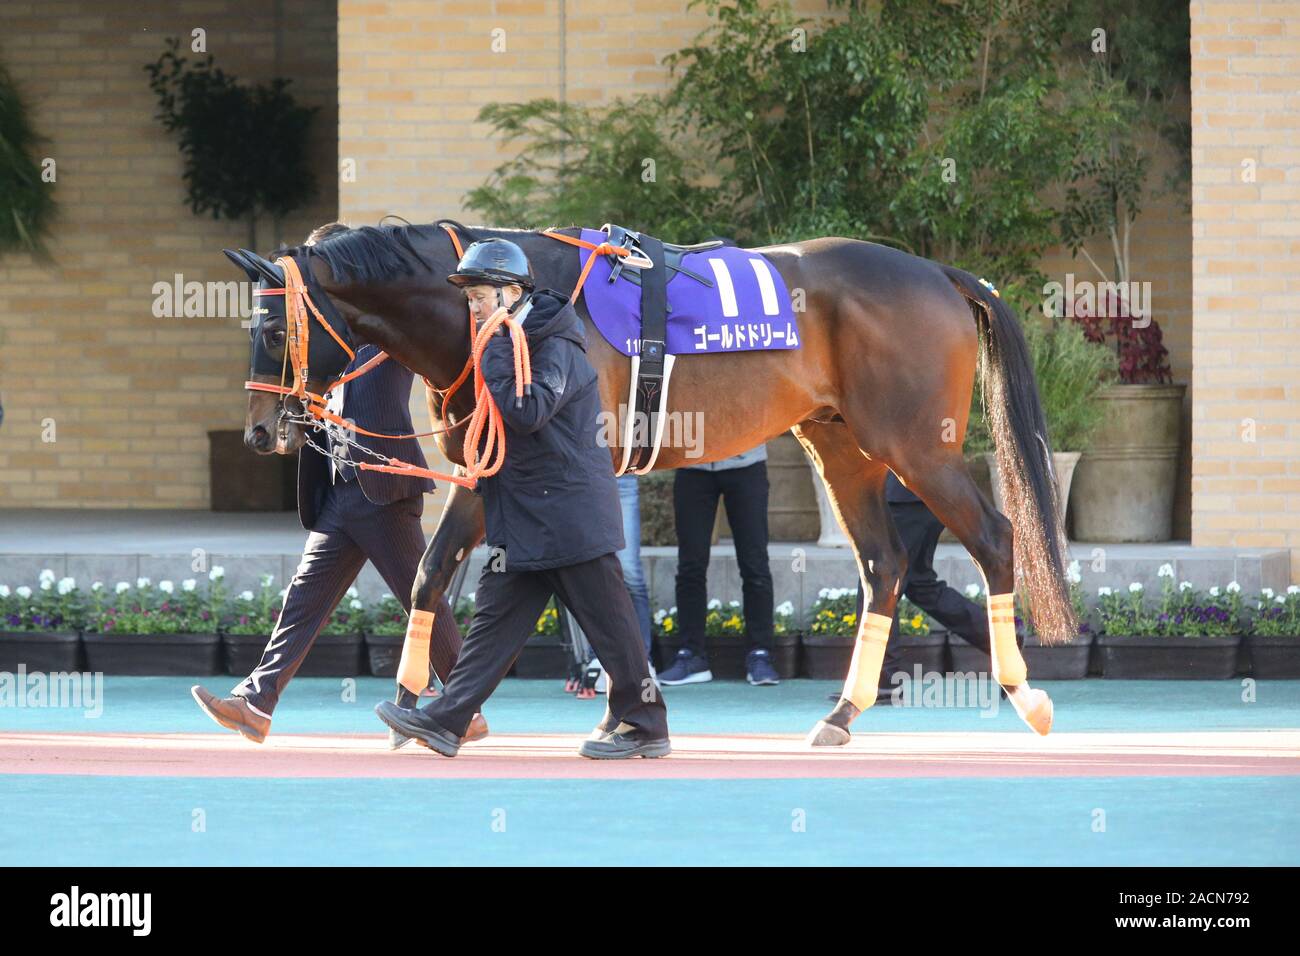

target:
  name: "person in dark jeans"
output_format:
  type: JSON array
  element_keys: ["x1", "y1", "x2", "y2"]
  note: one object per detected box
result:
[
  {"x1": 374, "y1": 237, "x2": 669, "y2": 759},
  {"x1": 660, "y1": 447, "x2": 779, "y2": 686},
  {"x1": 839, "y1": 471, "x2": 1001, "y2": 704}
]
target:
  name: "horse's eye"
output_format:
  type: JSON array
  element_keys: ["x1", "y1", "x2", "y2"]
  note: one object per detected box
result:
[{"x1": 265, "y1": 329, "x2": 286, "y2": 347}]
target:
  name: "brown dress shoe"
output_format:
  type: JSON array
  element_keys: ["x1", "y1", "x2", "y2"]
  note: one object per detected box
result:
[
  {"x1": 191, "y1": 685, "x2": 271, "y2": 744},
  {"x1": 462, "y1": 712, "x2": 489, "y2": 743}
]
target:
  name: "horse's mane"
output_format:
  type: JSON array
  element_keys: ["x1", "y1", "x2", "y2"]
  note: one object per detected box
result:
[{"x1": 273, "y1": 217, "x2": 556, "y2": 284}]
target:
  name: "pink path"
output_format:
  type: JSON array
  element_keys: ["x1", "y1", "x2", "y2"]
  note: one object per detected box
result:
[{"x1": 2, "y1": 730, "x2": 1298, "y2": 779}]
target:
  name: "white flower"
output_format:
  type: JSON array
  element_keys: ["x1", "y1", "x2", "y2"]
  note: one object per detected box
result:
[
  {"x1": 115, "y1": 582, "x2": 130, "y2": 594},
  {"x1": 349, "y1": 599, "x2": 363, "y2": 610},
  {"x1": 1179, "y1": 581, "x2": 1193, "y2": 592},
  {"x1": 1097, "y1": 586, "x2": 1112, "y2": 597},
  {"x1": 1157, "y1": 563, "x2": 1174, "y2": 578},
  {"x1": 279, "y1": 588, "x2": 289, "y2": 600},
  {"x1": 209, "y1": 566, "x2": 225, "y2": 581},
  {"x1": 16, "y1": 586, "x2": 32, "y2": 599},
  {"x1": 1276, "y1": 595, "x2": 1287, "y2": 605},
  {"x1": 1288, "y1": 585, "x2": 1300, "y2": 595},
  {"x1": 669, "y1": 606, "x2": 677, "y2": 614},
  {"x1": 91, "y1": 582, "x2": 104, "y2": 592},
  {"x1": 260, "y1": 573, "x2": 275, "y2": 587},
  {"x1": 1226, "y1": 581, "x2": 1241, "y2": 594},
  {"x1": 159, "y1": 580, "x2": 174, "y2": 594},
  {"x1": 467, "y1": 592, "x2": 476, "y2": 603},
  {"x1": 182, "y1": 579, "x2": 197, "y2": 592},
  {"x1": 1128, "y1": 582, "x2": 1143, "y2": 593},
  {"x1": 346, "y1": 586, "x2": 359, "y2": 599},
  {"x1": 57, "y1": 577, "x2": 76, "y2": 595},
  {"x1": 653, "y1": 609, "x2": 667, "y2": 624},
  {"x1": 240, "y1": 590, "x2": 254, "y2": 602},
  {"x1": 1209, "y1": 586, "x2": 1221, "y2": 597},
  {"x1": 0, "y1": 585, "x2": 8, "y2": 598},
  {"x1": 776, "y1": 601, "x2": 794, "y2": 616},
  {"x1": 1262, "y1": 588, "x2": 1275, "y2": 600},
  {"x1": 818, "y1": 588, "x2": 830, "y2": 599},
  {"x1": 1067, "y1": 561, "x2": 1082, "y2": 585},
  {"x1": 39, "y1": 579, "x2": 53, "y2": 591},
  {"x1": 965, "y1": 584, "x2": 981, "y2": 598},
  {"x1": 136, "y1": 576, "x2": 151, "y2": 588},
  {"x1": 38, "y1": 568, "x2": 56, "y2": 584},
  {"x1": 707, "y1": 599, "x2": 722, "y2": 610}
]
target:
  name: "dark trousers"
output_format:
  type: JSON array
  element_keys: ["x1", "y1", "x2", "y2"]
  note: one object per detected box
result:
[
  {"x1": 234, "y1": 478, "x2": 461, "y2": 715},
  {"x1": 423, "y1": 551, "x2": 669, "y2": 740},
  {"x1": 854, "y1": 502, "x2": 991, "y2": 685},
  {"x1": 674, "y1": 463, "x2": 774, "y2": 657}
]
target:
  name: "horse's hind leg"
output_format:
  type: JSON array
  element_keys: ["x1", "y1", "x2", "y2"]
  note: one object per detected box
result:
[
  {"x1": 885, "y1": 449, "x2": 1053, "y2": 735},
  {"x1": 792, "y1": 420, "x2": 907, "y2": 747},
  {"x1": 394, "y1": 474, "x2": 485, "y2": 703}
]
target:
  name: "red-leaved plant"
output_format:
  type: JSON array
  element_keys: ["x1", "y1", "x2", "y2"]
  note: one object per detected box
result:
[{"x1": 1070, "y1": 287, "x2": 1172, "y2": 385}]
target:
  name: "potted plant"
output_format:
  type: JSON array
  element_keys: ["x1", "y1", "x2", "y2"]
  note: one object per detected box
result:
[
  {"x1": 800, "y1": 588, "x2": 859, "y2": 679},
  {"x1": 0, "y1": 570, "x2": 83, "y2": 672},
  {"x1": 513, "y1": 599, "x2": 571, "y2": 679},
  {"x1": 1020, "y1": 561, "x2": 1096, "y2": 679},
  {"x1": 1246, "y1": 587, "x2": 1300, "y2": 679},
  {"x1": 300, "y1": 591, "x2": 366, "y2": 676},
  {"x1": 222, "y1": 575, "x2": 283, "y2": 675},
  {"x1": 1096, "y1": 573, "x2": 1243, "y2": 679},
  {"x1": 82, "y1": 573, "x2": 222, "y2": 676},
  {"x1": 364, "y1": 593, "x2": 412, "y2": 678}
]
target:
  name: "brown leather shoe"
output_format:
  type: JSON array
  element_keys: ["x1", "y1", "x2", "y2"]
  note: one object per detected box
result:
[
  {"x1": 191, "y1": 685, "x2": 271, "y2": 744},
  {"x1": 462, "y1": 712, "x2": 489, "y2": 743}
]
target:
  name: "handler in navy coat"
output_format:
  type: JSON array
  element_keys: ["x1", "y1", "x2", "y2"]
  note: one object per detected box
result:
[{"x1": 375, "y1": 238, "x2": 670, "y2": 759}]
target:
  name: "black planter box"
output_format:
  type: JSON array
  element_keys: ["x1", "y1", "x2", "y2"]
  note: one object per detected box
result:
[
  {"x1": 1097, "y1": 634, "x2": 1242, "y2": 679},
  {"x1": 892, "y1": 632, "x2": 948, "y2": 677},
  {"x1": 82, "y1": 632, "x2": 222, "y2": 676},
  {"x1": 657, "y1": 631, "x2": 800, "y2": 679},
  {"x1": 1023, "y1": 633, "x2": 1095, "y2": 680},
  {"x1": 364, "y1": 632, "x2": 405, "y2": 678},
  {"x1": 948, "y1": 640, "x2": 992, "y2": 676},
  {"x1": 223, "y1": 632, "x2": 270, "y2": 676},
  {"x1": 800, "y1": 634, "x2": 854, "y2": 679},
  {"x1": 297, "y1": 632, "x2": 365, "y2": 676},
  {"x1": 1245, "y1": 634, "x2": 1300, "y2": 678},
  {"x1": 0, "y1": 631, "x2": 82, "y2": 672},
  {"x1": 513, "y1": 634, "x2": 571, "y2": 679}
]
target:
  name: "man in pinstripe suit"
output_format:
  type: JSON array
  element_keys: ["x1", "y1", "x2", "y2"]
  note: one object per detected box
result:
[{"x1": 192, "y1": 227, "x2": 479, "y2": 746}]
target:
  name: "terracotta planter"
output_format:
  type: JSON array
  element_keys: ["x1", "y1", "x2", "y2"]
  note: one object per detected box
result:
[
  {"x1": 1245, "y1": 634, "x2": 1300, "y2": 679},
  {"x1": 1097, "y1": 634, "x2": 1241, "y2": 679},
  {"x1": 82, "y1": 632, "x2": 222, "y2": 676},
  {"x1": 984, "y1": 451, "x2": 1081, "y2": 530},
  {"x1": 658, "y1": 631, "x2": 800, "y2": 679},
  {"x1": 1069, "y1": 384, "x2": 1186, "y2": 542},
  {"x1": 0, "y1": 631, "x2": 82, "y2": 672},
  {"x1": 364, "y1": 632, "x2": 405, "y2": 678}
]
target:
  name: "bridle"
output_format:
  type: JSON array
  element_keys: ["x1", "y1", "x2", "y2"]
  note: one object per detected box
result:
[{"x1": 239, "y1": 223, "x2": 640, "y2": 489}]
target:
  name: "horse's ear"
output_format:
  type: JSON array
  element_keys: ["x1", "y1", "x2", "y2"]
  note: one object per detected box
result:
[
  {"x1": 223, "y1": 248, "x2": 261, "y2": 283},
  {"x1": 239, "y1": 248, "x2": 285, "y2": 286}
]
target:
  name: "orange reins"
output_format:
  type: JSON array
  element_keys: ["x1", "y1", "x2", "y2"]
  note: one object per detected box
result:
[{"x1": 242, "y1": 225, "x2": 632, "y2": 489}]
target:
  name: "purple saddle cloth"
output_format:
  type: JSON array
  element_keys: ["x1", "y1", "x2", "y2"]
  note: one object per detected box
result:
[{"x1": 574, "y1": 228, "x2": 800, "y2": 357}]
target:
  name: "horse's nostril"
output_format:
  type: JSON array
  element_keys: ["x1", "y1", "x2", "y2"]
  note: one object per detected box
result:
[{"x1": 248, "y1": 425, "x2": 271, "y2": 450}]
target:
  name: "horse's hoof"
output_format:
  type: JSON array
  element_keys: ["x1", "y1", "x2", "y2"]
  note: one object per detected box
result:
[
  {"x1": 1010, "y1": 687, "x2": 1053, "y2": 736},
  {"x1": 806, "y1": 720, "x2": 851, "y2": 747}
]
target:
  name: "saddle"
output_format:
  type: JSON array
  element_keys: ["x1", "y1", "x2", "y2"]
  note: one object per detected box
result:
[{"x1": 597, "y1": 223, "x2": 720, "y2": 476}]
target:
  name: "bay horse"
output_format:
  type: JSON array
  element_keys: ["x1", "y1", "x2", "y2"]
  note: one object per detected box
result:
[{"x1": 227, "y1": 220, "x2": 1074, "y2": 744}]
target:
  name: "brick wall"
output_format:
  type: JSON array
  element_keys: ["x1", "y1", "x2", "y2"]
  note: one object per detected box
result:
[
  {"x1": 1189, "y1": 1, "x2": 1300, "y2": 575},
  {"x1": 0, "y1": 0, "x2": 337, "y2": 508}
]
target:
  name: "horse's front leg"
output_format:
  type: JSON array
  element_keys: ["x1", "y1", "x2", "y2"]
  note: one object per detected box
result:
[{"x1": 393, "y1": 477, "x2": 485, "y2": 704}]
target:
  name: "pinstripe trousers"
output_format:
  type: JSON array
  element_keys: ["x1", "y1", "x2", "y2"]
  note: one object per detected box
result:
[{"x1": 233, "y1": 477, "x2": 461, "y2": 716}]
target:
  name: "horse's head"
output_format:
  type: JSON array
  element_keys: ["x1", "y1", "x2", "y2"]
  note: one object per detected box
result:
[{"x1": 223, "y1": 247, "x2": 355, "y2": 455}]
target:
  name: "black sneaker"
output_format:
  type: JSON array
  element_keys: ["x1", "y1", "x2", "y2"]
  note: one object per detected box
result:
[
  {"x1": 746, "y1": 648, "x2": 780, "y2": 686},
  {"x1": 658, "y1": 648, "x2": 713, "y2": 686}
]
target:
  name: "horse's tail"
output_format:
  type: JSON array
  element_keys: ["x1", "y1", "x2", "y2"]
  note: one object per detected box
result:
[{"x1": 941, "y1": 266, "x2": 1077, "y2": 645}]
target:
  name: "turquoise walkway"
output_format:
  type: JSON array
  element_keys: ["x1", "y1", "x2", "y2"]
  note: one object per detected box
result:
[{"x1": 2, "y1": 679, "x2": 1298, "y2": 866}]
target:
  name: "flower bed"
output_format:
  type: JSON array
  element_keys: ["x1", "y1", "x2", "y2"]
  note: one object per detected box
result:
[
  {"x1": 653, "y1": 600, "x2": 800, "y2": 679},
  {"x1": 0, "y1": 571, "x2": 83, "y2": 671}
]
